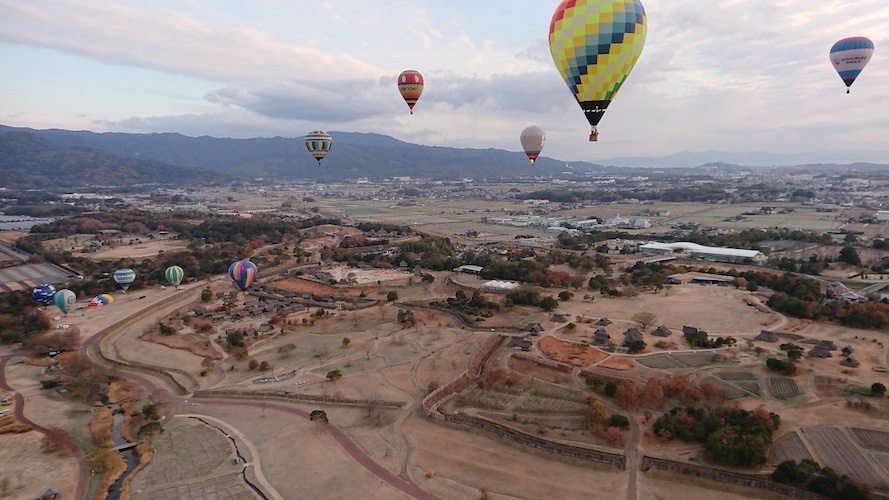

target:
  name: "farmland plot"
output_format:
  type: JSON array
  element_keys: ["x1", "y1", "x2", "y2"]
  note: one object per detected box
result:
[
  {"x1": 637, "y1": 354, "x2": 686, "y2": 369},
  {"x1": 672, "y1": 352, "x2": 718, "y2": 367},
  {"x1": 734, "y1": 381, "x2": 762, "y2": 396},
  {"x1": 714, "y1": 371, "x2": 757, "y2": 381},
  {"x1": 769, "y1": 432, "x2": 813, "y2": 465},
  {"x1": 769, "y1": 378, "x2": 802, "y2": 399},
  {"x1": 803, "y1": 427, "x2": 886, "y2": 487},
  {"x1": 851, "y1": 428, "x2": 889, "y2": 453},
  {"x1": 700, "y1": 376, "x2": 749, "y2": 399}
]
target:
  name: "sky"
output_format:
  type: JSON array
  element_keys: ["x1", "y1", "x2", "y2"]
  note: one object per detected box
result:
[{"x1": 1, "y1": 0, "x2": 887, "y2": 164}]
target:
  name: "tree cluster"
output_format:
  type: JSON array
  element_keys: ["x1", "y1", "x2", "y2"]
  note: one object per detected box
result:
[
  {"x1": 772, "y1": 460, "x2": 870, "y2": 500},
  {"x1": 653, "y1": 406, "x2": 780, "y2": 467}
]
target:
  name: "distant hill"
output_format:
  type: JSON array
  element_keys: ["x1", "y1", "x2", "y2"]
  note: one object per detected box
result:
[
  {"x1": 0, "y1": 125, "x2": 603, "y2": 181},
  {"x1": 1, "y1": 125, "x2": 886, "y2": 186},
  {"x1": 0, "y1": 130, "x2": 231, "y2": 189},
  {"x1": 595, "y1": 150, "x2": 889, "y2": 168}
]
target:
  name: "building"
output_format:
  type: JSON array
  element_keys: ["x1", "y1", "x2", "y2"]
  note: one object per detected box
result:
[
  {"x1": 453, "y1": 265, "x2": 483, "y2": 274},
  {"x1": 639, "y1": 241, "x2": 766, "y2": 265},
  {"x1": 652, "y1": 325, "x2": 673, "y2": 337}
]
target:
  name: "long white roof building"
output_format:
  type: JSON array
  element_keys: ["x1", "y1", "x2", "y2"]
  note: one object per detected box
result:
[{"x1": 639, "y1": 242, "x2": 765, "y2": 264}]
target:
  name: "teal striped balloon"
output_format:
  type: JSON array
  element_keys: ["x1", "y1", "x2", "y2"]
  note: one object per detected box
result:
[
  {"x1": 113, "y1": 268, "x2": 136, "y2": 291},
  {"x1": 165, "y1": 265, "x2": 184, "y2": 286}
]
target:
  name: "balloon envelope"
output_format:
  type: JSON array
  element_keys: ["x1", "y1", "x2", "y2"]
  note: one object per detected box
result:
[
  {"x1": 520, "y1": 126, "x2": 546, "y2": 166},
  {"x1": 830, "y1": 37, "x2": 874, "y2": 92},
  {"x1": 113, "y1": 268, "x2": 136, "y2": 291},
  {"x1": 32, "y1": 284, "x2": 57, "y2": 306},
  {"x1": 88, "y1": 294, "x2": 114, "y2": 307},
  {"x1": 53, "y1": 289, "x2": 76, "y2": 315},
  {"x1": 165, "y1": 265, "x2": 185, "y2": 286},
  {"x1": 397, "y1": 70, "x2": 424, "y2": 114},
  {"x1": 549, "y1": 0, "x2": 647, "y2": 140},
  {"x1": 305, "y1": 131, "x2": 332, "y2": 164},
  {"x1": 228, "y1": 260, "x2": 258, "y2": 291}
]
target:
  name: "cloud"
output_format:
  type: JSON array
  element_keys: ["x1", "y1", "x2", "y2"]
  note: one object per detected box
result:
[{"x1": 0, "y1": 0, "x2": 383, "y2": 84}]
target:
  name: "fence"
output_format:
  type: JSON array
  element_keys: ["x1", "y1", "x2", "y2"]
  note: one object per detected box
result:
[
  {"x1": 193, "y1": 389, "x2": 406, "y2": 409},
  {"x1": 641, "y1": 456, "x2": 825, "y2": 500}
]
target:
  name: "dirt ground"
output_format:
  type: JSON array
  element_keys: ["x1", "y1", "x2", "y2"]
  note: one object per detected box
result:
[
  {"x1": 0, "y1": 431, "x2": 79, "y2": 500},
  {"x1": 539, "y1": 336, "x2": 609, "y2": 366},
  {"x1": 182, "y1": 403, "x2": 413, "y2": 500},
  {"x1": 403, "y1": 413, "x2": 627, "y2": 499},
  {"x1": 555, "y1": 281, "x2": 782, "y2": 337}
]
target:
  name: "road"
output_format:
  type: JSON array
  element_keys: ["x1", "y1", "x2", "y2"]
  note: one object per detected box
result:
[{"x1": 0, "y1": 356, "x2": 88, "y2": 500}]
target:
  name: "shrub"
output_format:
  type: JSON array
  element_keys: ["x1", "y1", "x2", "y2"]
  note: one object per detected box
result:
[{"x1": 607, "y1": 414, "x2": 630, "y2": 429}]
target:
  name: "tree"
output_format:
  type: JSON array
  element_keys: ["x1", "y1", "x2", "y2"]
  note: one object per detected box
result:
[
  {"x1": 587, "y1": 400, "x2": 608, "y2": 426},
  {"x1": 626, "y1": 340, "x2": 646, "y2": 354},
  {"x1": 386, "y1": 291, "x2": 399, "y2": 302},
  {"x1": 631, "y1": 311, "x2": 657, "y2": 330},
  {"x1": 838, "y1": 246, "x2": 862, "y2": 266},
  {"x1": 766, "y1": 358, "x2": 797, "y2": 376},
  {"x1": 872, "y1": 382, "x2": 887, "y2": 396},
  {"x1": 226, "y1": 331, "x2": 245, "y2": 348},
  {"x1": 641, "y1": 377, "x2": 664, "y2": 408},
  {"x1": 222, "y1": 292, "x2": 238, "y2": 312},
  {"x1": 326, "y1": 369, "x2": 343, "y2": 381},
  {"x1": 232, "y1": 347, "x2": 249, "y2": 360},
  {"x1": 780, "y1": 343, "x2": 804, "y2": 360},
  {"x1": 341, "y1": 337, "x2": 351, "y2": 348},
  {"x1": 558, "y1": 291, "x2": 573, "y2": 301},
  {"x1": 539, "y1": 297, "x2": 559, "y2": 311},
  {"x1": 615, "y1": 380, "x2": 639, "y2": 408},
  {"x1": 309, "y1": 409, "x2": 328, "y2": 423},
  {"x1": 278, "y1": 343, "x2": 296, "y2": 357},
  {"x1": 201, "y1": 286, "x2": 212, "y2": 302},
  {"x1": 258, "y1": 361, "x2": 271, "y2": 371},
  {"x1": 604, "y1": 381, "x2": 618, "y2": 397},
  {"x1": 606, "y1": 414, "x2": 630, "y2": 430},
  {"x1": 248, "y1": 359, "x2": 259, "y2": 370}
]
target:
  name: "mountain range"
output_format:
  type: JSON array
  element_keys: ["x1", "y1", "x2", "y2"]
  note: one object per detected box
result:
[{"x1": 1, "y1": 124, "x2": 886, "y2": 189}]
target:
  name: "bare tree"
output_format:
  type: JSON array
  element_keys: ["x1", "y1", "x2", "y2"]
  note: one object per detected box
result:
[{"x1": 631, "y1": 311, "x2": 657, "y2": 330}]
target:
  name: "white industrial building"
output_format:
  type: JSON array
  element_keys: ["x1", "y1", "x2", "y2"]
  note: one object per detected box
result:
[
  {"x1": 481, "y1": 280, "x2": 520, "y2": 292},
  {"x1": 639, "y1": 242, "x2": 766, "y2": 264}
]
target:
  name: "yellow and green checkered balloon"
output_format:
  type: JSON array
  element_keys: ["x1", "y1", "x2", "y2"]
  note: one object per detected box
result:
[{"x1": 549, "y1": 0, "x2": 647, "y2": 138}]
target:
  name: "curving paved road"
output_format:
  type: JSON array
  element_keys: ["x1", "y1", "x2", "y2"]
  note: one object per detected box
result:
[{"x1": 0, "y1": 356, "x2": 88, "y2": 500}]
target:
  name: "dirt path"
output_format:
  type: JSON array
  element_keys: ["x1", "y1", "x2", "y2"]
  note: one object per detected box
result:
[
  {"x1": 0, "y1": 356, "x2": 88, "y2": 500},
  {"x1": 569, "y1": 366, "x2": 639, "y2": 500}
]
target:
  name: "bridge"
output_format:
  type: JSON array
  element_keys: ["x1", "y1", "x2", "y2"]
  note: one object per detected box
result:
[{"x1": 112, "y1": 442, "x2": 139, "y2": 451}]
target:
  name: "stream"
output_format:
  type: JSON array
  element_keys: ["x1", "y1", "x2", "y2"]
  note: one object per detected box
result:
[{"x1": 106, "y1": 404, "x2": 139, "y2": 500}]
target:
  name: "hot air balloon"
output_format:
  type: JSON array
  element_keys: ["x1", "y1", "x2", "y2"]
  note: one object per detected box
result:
[
  {"x1": 53, "y1": 289, "x2": 76, "y2": 315},
  {"x1": 228, "y1": 260, "x2": 258, "y2": 292},
  {"x1": 88, "y1": 294, "x2": 114, "y2": 307},
  {"x1": 397, "y1": 70, "x2": 424, "y2": 114},
  {"x1": 520, "y1": 126, "x2": 546, "y2": 166},
  {"x1": 32, "y1": 284, "x2": 57, "y2": 306},
  {"x1": 549, "y1": 0, "x2": 647, "y2": 141},
  {"x1": 113, "y1": 268, "x2": 136, "y2": 292},
  {"x1": 830, "y1": 37, "x2": 874, "y2": 93},
  {"x1": 165, "y1": 265, "x2": 184, "y2": 288},
  {"x1": 305, "y1": 131, "x2": 332, "y2": 164}
]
